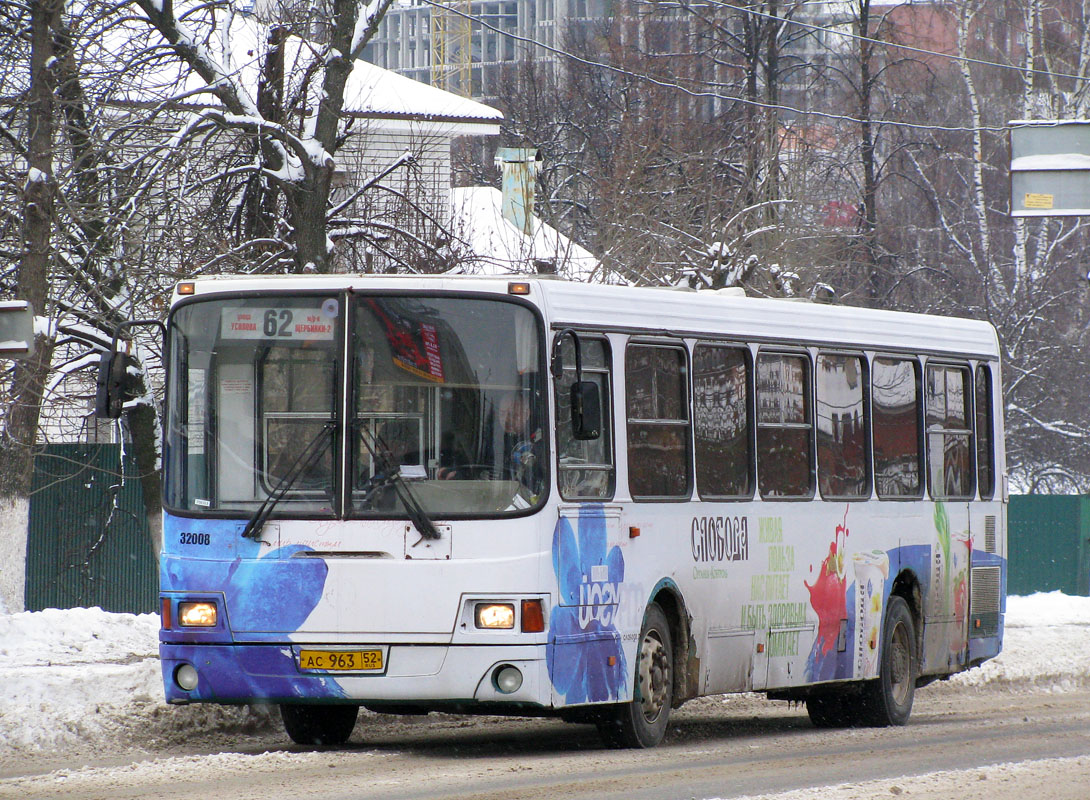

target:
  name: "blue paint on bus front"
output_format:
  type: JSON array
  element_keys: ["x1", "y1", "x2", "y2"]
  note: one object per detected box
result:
[{"x1": 160, "y1": 513, "x2": 339, "y2": 703}]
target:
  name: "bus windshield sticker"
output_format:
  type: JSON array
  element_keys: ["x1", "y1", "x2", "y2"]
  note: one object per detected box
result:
[
  {"x1": 365, "y1": 299, "x2": 446, "y2": 383},
  {"x1": 220, "y1": 307, "x2": 335, "y2": 341}
]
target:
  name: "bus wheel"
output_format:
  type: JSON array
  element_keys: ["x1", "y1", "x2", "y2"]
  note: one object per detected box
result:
[
  {"x1": 861, "y1": 595, "x2": 917, "y2": 726},
  {"x1": 280, "y1": 703, "x2": 359, "y2": 745},
  {"x1": 597, "y1": 603, "x2": 672, "y2": 748}
]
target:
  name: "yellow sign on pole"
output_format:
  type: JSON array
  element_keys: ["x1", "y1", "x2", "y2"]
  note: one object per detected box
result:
[
  {"x1": 1023, "y1": 192, "x2": 1055, "y2": 209},
  {"x1": 1010, "y1": 121, "x2": 1090, "y2": 217}
]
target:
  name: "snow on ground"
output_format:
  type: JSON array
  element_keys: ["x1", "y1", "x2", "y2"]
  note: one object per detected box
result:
[
  {"x1": 0, "y1": 607, "x2": 273, "y2": 757},
  {"x1": 950, "y1": 592, "x2": 1090, "y2": 690},
  {"x1": 725, "y1": 755, "x2": 1090, "y2": 800},
  {"x1": 0, "y1": 592, "x2": 1088, "y2": 770}
]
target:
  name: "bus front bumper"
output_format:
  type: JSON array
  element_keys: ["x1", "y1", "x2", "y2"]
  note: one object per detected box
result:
[{"x1": 160, "y1": 642, "x2": 551, "y2": 709}]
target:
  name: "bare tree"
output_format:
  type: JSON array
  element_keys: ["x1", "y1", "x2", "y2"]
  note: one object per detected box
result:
[
  {"x1": 0, "y1": 1, "x2": 175, "y2": 608},
  {"x1": 130, "y1": 0, "x2": 399, "y2": 274},
  {"x1": 0, "y1": 0, "x2": 61, "y2": 612},
  {"x1": 487, "y1": 4, "x2": 825, "y2": 291},
  {"x1": 882, "y1": 0, "x2": 1090, "y2": 489},
  {"x1": 1, "y1": 0, "x2": 455, "y2": 607},
  {"x1": 487, "y1": 0, "x2": 1090, "y2": 487}
]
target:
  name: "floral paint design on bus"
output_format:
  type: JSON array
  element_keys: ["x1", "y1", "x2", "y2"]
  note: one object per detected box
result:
[
  {"x1": 547, "y1": 506, "x2": 629, "y2": 704},
  {"x1": 804, "y1": 508, "x2": 890, "y2": 682},
  {"x1": 804, "y1": 510, "x2": 854, "y2": 682},
  {"x1": 852, "y1": 549, "x2": 890, "y2": 677},
  {"x1": 163, "y1": 523, "x2": 330, "y2": 634},
  {"x1": 929, "y1": 502, "x2": 973, "y2": 656},
  {"x1": 161, "y1": 516, "x2": 342, "y2": 702}
]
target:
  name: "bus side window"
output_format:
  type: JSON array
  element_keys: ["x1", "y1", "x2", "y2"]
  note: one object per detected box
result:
[
  {"x1": 556, "y1": 336, "x2": 614, "y2": 499},
  {"x1": 626, "y1": 343, "x2": 692, "y2": 500},
  {"x1": 755, "y1": 352, "x2": 813, "y2": 499},
  {"x1": 816, "y1": 353, "x2": 869, "y2": 500},
  {"x1": 975, "y1": 364, "x2": 995, "y2": 500},
  {"x1": 872, "y1": 357, "x2": 922, "y2": 498},
  {"x1": 925, "y1": 364, "x2": 973, "y2": 499},
  {"x1": 693, "y1": 344, "x2": 753, "y2": 499}
]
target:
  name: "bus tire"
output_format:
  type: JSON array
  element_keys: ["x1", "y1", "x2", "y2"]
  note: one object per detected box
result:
[
  {"x1": 597, "y1": 603, "x2": 672, "y2": 749},
  {"x1": 280, "y1": 703, "x2": 359, "y2": 745},
  {"x1": 860, "y1": 595, "x2": 917, "y2": 726}
]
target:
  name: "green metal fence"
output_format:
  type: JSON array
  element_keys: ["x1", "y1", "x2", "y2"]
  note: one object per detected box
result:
[
  {"x1": 1008, "y1": 495, "x2": 1090, "y2": 597},
  {"x1": 25, "y1": 444, "x2": 157, "y2": 613},
  {"x1": 21, "y1": 461, "x2": 1090, "y2": 608}
]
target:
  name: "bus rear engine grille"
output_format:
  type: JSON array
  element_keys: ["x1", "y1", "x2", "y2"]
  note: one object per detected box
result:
[{"x1": 969, "y1": 566, "x2": 1001, "y2": 639}]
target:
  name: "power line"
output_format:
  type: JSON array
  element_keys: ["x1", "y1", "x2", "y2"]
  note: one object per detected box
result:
[
  {"x1": 414, "y1": 0, "x2": 1012, "y2": 133},
  {"x1": 691, "y1": 0, "x2": 1090, "y2": 85}
]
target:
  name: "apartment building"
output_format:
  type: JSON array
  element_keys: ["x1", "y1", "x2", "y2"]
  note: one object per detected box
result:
[{"x1": 361, "y1": 0, "x2": 615, "y2": 100}]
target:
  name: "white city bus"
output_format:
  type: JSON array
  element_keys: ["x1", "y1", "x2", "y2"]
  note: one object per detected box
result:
[{"x1": 152, "y1": 274, "x2": 1005, "y2": 748}]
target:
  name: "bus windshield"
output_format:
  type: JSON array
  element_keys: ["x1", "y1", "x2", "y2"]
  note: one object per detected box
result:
[{"x1": 165, "y1": 293, "x2": 546, "y2": 518}]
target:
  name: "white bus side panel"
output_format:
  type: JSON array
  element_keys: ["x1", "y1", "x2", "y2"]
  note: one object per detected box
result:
[{"x1": 556, "y1": 498, "x2": 982, "y2": 706}]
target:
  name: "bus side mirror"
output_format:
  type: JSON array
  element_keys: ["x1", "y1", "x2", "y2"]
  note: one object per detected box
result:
[
  {"x1": 95, "y1": 351, "x2": 134, "y2": 419},
  {"x1": 571, "y1": 380, "x2": 601, "y2": 440},
  {"x1": 95, "y1": 319, "x2": 165, "y2": 419},
  {"x1": 553, "y1": 328, "x2": 601, "y2": 440}
]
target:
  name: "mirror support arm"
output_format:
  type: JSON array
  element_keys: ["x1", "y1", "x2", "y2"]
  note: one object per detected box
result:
[
  {"x1": 550, "y1": 327, "x2": 583, "y2": 382},
  {"x1": 111, "y1": 319, "x2": 166, "y2": 353}
]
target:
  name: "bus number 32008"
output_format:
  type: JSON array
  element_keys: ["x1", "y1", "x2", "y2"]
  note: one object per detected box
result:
[{"x1": 179, "y1": 532, "x2": 211, "y2": 546}]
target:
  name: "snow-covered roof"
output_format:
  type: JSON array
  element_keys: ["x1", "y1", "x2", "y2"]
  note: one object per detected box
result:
[
  {"x1": 449, "y1": 187, "x2": 605, "y2": 282},
  {"x1": 344, "y1": 60, "x2": 502, "y2": 126}
]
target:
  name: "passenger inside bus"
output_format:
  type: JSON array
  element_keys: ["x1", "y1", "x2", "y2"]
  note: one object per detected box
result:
[
  {"x1": 433, "y1": 389, "x2": 543, "y2": 501},
  {"x1": 499, "y1": 390, "x2": 544, "y2": 497}
]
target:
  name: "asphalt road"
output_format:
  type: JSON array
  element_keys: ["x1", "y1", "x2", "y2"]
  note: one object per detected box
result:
[{"x1": 6, "y1": 683, "x2": 1090, "y2": 800}]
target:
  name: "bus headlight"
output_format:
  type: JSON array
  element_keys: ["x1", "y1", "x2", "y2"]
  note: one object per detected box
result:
[
  {"x1": 178, "y1": 601, "x2": 217, "y2": 627},
  {"x1": 475, "y1": 603, "x2": 515, "y2": 629}
]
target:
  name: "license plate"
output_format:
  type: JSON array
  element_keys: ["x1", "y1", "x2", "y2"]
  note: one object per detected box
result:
[{"x1": 298, "y1": 649, "x2": 383, "y2": 672}]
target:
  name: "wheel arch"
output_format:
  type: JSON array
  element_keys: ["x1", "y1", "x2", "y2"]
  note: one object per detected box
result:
[
  {"x1": 890, "y1": 567, "x2": 923, "y2": 666},
  {"x1": 647, "y1": 578, "x2": 698, "y2": 707}
]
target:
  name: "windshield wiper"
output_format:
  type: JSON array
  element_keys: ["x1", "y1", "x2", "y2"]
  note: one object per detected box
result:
[
  {"x1": 356, "y1": 423, "x2": 441, "y2": 542},
  {"x1": 241, "y1": 422, "x2": 335, "y2": 541}
]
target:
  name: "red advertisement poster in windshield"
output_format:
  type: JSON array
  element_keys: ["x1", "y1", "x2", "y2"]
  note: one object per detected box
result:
[{"x1": 367, "y1": 299, "x2": 445, "y2": 383}]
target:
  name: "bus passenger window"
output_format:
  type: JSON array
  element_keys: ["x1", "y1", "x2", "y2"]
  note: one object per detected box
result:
[
  {"x1": 756, "y1": 353, "x2": 813, "y2": 499},
  {"x1": 816, "y1": 354, "x2": 869, "y2": 499},
  {"x1": 693, "y1": 345, "x2": 752, "y2": 499},
  {"x1": 872, "y1": 357, "x2": 921, "y2": 498},
  {"x1": 556, "y1": 337, "x2": 614, "y2": 499},
  {"x1": 626, "y1": 343, "x2": 691, "y2": 499},
  {"x1": 975, "y1": 365, "x2": 995, "y2": 500},
  {"x1": 926, "y1": 364, "x2": 973, "y2": 499}
]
